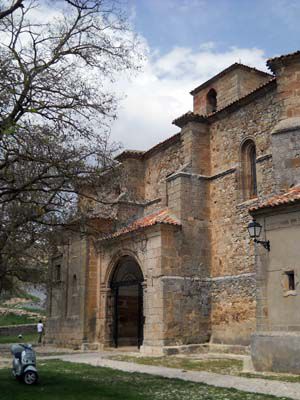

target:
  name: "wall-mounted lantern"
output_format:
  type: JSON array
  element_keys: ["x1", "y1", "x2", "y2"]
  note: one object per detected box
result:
[{"x1": 247, "y1": 219, "x2": 270, "y2": 251}]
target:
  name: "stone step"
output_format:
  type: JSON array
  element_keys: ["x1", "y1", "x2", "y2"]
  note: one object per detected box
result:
[{"x1": 162, "y1": 343, "x2": 250, "y2": 356}]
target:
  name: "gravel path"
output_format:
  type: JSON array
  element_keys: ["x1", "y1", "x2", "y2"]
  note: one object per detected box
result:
[{"x1": 41, "y1": 352, "x2": 300, "y2": 400}]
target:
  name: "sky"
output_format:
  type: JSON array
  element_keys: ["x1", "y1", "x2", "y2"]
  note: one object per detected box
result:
[
  {"x1": 109, "y1": 0, "x2": 300, "y2": 151},
  {"x1": 29, "y1": 1, "x2": 300, "y2": 151}
]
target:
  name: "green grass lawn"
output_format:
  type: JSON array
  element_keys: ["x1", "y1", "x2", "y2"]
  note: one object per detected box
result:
[
  {"x1": 109, "y1": 355, "x2": 243, "y2": 375},
  {"x1": 109, "y1": 355, "x2": 300, "y2": 384},
  {"x1": 0, "y1": 333, "x2": 37, "y2": 344},
  {"x1": 0, "y1": 360, "x2": 292, "y2": 400},
  {"x1": 241, "y1": 372, "x2": 300, "y2": 384},
  {"x1": 19, "y1": 307, "x2": 45, "y2": 315},
  {"x1": 0, "y1": 312, "x2": 37, "y2": 326}
]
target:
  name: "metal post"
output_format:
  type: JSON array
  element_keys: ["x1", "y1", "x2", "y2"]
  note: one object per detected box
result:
[
  {"x1": 137, "y1": 283, "x2": 144, "y2": 349},
  {"x1": 113, "y1": 286, "x2": 119, "y2": 348}
]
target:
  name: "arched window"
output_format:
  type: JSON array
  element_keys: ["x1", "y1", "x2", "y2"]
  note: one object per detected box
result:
[
  {"x1": 206, "y1": 88, "x2": 217, "y2": 114},
  {"x1": 241, "y1": 139, "x2": 257, "y2": 200}
]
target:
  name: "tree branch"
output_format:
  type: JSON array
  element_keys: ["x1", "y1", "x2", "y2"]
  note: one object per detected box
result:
[{"x1": 0, "y1": 0, "x2": 24, "y2": 20}]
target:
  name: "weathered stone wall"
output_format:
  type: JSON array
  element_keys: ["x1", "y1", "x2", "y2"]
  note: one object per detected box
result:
[
  {"x1": 84, "y1": 238, "x2": 100, "y2": 343},
  {"x1": 267, "y1": 57, "x2": 300, "y2": 191},
  {"x1": 162, "y1": 276, "x2": 210, "y2": 346},
  {"x1": 252, "y1": 206, "x2": 300, "y2": 373},
  {"x1": 208, "y1": 87, "x2": 282, "y2": 344},
  {"x1": 46, "y1": 234, "x2": 87, "y2": 348},
  {"x1": 0, "y1": 324, "x2": 36, "y2": 336},
  {"x1": 272, "y1": 123, "x2": 300, "y2": 191},
  {"x1": 97, "y1": 226, "x2": 166, "y2": 352},
  {"x1": 238, "y1": 69, "x2": 271, "y2": 98},
  {"x1": 144, "y1": 138, "x2": 184, "y2": 207},
  {"x1": 167, "y1": 173, "x2": 210, "y2": 277},
  {"x1": 210, "y1": 274, "x2": 256, "y2": 345},
  {"x1": 96, "y1": 223, "x2": 212, "y2": 353},
  {"x1": 254, "y1": 209, "x2": 300, "y2": 332},
  {"x1": 193, "y1": 67, "x2": 270, "y2": 116},
  {"x1": 119, "y1": 158, "x2": 145, "y2": 202},
  {"x1": 274, "y1": 60, "x2": 300, "y2": 119},
  {"x1": 48, "y1": 56, "x2": 300, "y2": 351}
]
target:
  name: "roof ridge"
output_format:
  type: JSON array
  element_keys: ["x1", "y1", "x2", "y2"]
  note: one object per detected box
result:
[
  {"x1": 190, "y1": 62, "x2": 273, "y2": 96},
  {"x1": 267, "y1": 50, "x2": 300, "y2": 72},
  {"x1": 207, "y1": 77, "x2": 276, "y2": 119}
]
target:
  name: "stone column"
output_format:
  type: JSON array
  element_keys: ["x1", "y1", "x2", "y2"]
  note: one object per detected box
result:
[
  {"x1": 269, "y1": 55, "x2": 300, "y2": 191},
  {"x1": 181, "y1": 121, "x2": 210, "y2": 175},
  {"x1": 272, "y1": 118, "x2": 300, "y2": 191}
]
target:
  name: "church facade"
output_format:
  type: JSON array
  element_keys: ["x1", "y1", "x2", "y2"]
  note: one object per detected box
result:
[{"x1": 47, "y1": 50, "x2": 300, "y2": 367}]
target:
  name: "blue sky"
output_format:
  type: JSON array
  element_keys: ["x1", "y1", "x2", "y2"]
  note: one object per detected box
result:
[
  {"x1": 39, "y1": 1, "x2": 300, "y2": 150},
  {"x1": 108, "y1": 0, "x2": 300, "y2": 150},
  {"x1": 129, "y1": 0, "x2": 300, "y2": 58}
]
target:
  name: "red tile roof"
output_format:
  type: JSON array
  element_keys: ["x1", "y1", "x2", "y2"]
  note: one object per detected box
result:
[
  {"x1": 101, "y1": 209, "x2": 181, "y2": 241},
  {"x1": 250, "y1": 186, "x2": 300, "y2": 212}
]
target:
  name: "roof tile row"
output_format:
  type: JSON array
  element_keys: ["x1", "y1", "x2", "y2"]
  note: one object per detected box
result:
[
  {"x1": 250, "y1": 186, "x2": 300, "y2": 212},
  {"x1": 101, "y1": 209, "x2": 181, "y2": 241}
]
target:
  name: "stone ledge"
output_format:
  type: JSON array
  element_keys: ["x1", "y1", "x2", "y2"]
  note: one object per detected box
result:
[
  {"x1": 272, "y1": 117, "x2": 300, "y2": 135},
  {"x1": 0, "y1": 323, "x2": 36, "y2": 336},
  {"x1": 141, "y1": 343, "x2": 250, "y2": 356}
]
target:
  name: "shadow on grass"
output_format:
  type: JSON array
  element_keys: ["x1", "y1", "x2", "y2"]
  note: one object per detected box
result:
[
  {"x1": 0, "y1": 360, "x2": 292, "y2": 400},
  {"x1": 0, "y1": 333, "x2": 38, "y2": 344},
  {"x1": 0, "y1": 361, "x2": 148, "y2": 400}
]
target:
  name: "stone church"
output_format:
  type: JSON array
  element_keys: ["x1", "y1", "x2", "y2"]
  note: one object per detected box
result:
[{"x1": 47, "y1": 50, "x2": 300, "y2": 372}]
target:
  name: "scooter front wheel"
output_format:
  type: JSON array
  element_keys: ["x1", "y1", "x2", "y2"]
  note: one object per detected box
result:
[{"x1": 23, "y1": 371, "x2": 38, "y2": 385}]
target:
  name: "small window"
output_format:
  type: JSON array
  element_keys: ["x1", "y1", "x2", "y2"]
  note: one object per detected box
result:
[
  {"x1": 55, "y1": 265, "x2": 61, "y2": 282},
  {"x1": 206, "y1": 88, "x2": 217, "y2": 114},
  {"x1": 241, "y1": 139, "x2": 257, "y2": 200},
  {"x1": 286, "y1": 271, "x2": 295, "y2": 291}
]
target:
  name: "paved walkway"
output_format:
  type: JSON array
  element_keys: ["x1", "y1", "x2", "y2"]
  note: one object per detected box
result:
[{"x1": 41, "y1": 352, "x2": 300, "y2": 400}]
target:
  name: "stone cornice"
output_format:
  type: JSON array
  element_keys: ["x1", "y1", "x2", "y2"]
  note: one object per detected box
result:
[
  {"x1": 172, "y1": 112, "x2": 207, "y2": 128},
  {"x1": 267, "y1": 50, "x2": 300, "y2": 73}
]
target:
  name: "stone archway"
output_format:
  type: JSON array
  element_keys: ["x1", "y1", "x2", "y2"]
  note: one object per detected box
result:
[{"x1": 110, "y1": 256, "x2": 144, "y2": 348}]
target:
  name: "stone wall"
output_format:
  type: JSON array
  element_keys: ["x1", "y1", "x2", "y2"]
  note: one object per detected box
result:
[
  {"x1": 252, "y1": 206, "x2": 300, "y2": 373},
  {"x1": 46, "y1": 234, "x2": 88, "y2": 348},
  {"x1": 144, "y1": 137, "x2": 184, "y2": 207},
  {"x1": 162, "y1": 276, "x2": 210, "y2": 346},
  {"x1": 272, "y1": 120, "x2": 300, "y2": 191},
  {"x1": 207, "y1": 86, "x2": 281, "y2": 344},
  {"x1": 193, "y1": 67, "x2": 270, "y2": 116},
  {"x1": 97, "y1": 226, "x2": 165, "y2": 350},
  {"x1": 0, "y1": 324, "x2": 36, "y2": 336},
  {"x1": 210, "y1": 274, "x2": 256, "y2": 345},
  {"x1": 48, "y1": 55, "x2": 300, "y2": 351}
]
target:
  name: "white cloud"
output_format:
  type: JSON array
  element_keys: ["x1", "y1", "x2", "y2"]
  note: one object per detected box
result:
[
  {"x1": 10, "y1": 2, "x2": 270, "y2": 153},
  {"x1": 110, "y1": 43, "x2": 269, "y2": 151}
]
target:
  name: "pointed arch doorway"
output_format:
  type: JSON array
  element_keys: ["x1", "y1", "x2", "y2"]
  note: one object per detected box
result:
[{"x1": 110, "y1": 256, "x2": 144, "y2": 348}]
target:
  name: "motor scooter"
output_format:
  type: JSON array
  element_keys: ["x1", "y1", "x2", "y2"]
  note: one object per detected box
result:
[{"x1": 11, "y1": 338, "x2": 38, "y2": 385}]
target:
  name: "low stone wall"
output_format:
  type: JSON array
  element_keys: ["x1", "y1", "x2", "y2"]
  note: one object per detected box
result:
[
  {"x1": 0, "y1": 324, "x2": 36, "y2": 336},
  {"x1": 252, "y1": 332, "x2": 300, "y2": 374}
]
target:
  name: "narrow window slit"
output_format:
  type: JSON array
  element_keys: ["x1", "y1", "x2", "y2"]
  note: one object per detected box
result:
[{"x1": 286, "y1": 271, "x2": 295, "y2": 291}]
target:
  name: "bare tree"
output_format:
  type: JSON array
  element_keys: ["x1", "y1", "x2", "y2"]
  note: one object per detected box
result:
[
  {"x1": 0, "y1": 0, "x2": 24, "y2": 20},
  {"x1": 0, "y1": 0, "x2": 141, "y2": 294}
]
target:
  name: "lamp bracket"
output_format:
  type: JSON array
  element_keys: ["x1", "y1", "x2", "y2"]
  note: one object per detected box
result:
[{"x1": 254, "y1": 239, "x2": 270, "y2": 252}]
